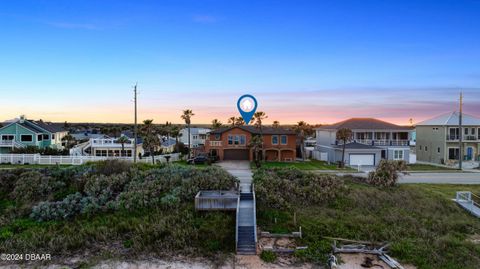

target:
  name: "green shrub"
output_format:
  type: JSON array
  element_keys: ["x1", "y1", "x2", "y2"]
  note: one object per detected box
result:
[
  {"x1": 11, "y1": 171, "x2": 65, "y2": 205},
  {"x1": 260, "y1": 250, "x2": 277, "y2": 263},
  {"x1": 367, "y1": 160, "x2": 407, "y2": 187},
  {"x1": 92, "y1": 159, "x2": 132, "y2": 176},
  {"x1": 253, "y1": 168, "x2": 345, "y2": 209}
]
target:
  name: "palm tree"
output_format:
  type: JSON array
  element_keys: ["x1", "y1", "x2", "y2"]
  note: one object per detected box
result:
[
  {"x1": 253, "y1": 111, "x2": 268, "y2": 129},
  {"x1": 141, "y1": 119, "x2": 161, "y2": 164},
  {"x1": 211, "y1": 119, "x2": 222, "y2": 129},
  {"x1": 61, "y1": 134, "x2": 76, "y2": 149},
  {"x1": 180, "y1": 109, "x2": 195, "y2": 159},
  {"x1": 228, "y1": 116, "x2": 236, "y2": 127},
  {"x1": 336, "y1": 128, "x2": 353, "y2": 168},
  {"x1": 253, "y1": 111, "x2": 268, "y2": 160},
  {"x1": 235, "y1": 117, "x2": 245, "y2": 126},
  {"x1": 116, "y1": 135, "x2": 130, "y2": 157},
  {"x1": 294, "y1": 121, "x2": 312, "y2": 161},
  {"x1": 272, "y1": 121, "x2": 280, "y2": 128},
  {"x1": 249, "y1": 135, "x2": 264, "y2": 168}
]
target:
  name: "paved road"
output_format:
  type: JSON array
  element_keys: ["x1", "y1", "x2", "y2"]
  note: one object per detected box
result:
[{"x1": 399, "y1": 173, "x2": 480, "y2": 184}]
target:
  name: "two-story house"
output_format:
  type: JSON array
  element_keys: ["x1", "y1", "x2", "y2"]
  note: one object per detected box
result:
[
  {"x1": 416, "y1": 111, "x2": 480, "y2": 165},
  {"x1": 0, "y1": 116, "x2": 68, "y2": 153},
  {"x1": 315, "y1": 118, "x2": 413, "y2": 166},
  {"x1": 180, "y1": 127, "x2": 211, "y2": 148},
  {"x1": 205, "y1": 126, "x2": 297, "y2": 161}
]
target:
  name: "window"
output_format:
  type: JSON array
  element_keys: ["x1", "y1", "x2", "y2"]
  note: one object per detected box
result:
[
  {"x1": 193, "y1": 135, "x2": 198, "y2": 139},
  {"x1": 280, "y1": 135, "x2": 287, "y2": 145},
  {"x1": 227, "y1": 135, "x2": 246, "y2": 145},
  {"x1": 465, "y1": 128, "x2": 469, "y2": 135},
  {"x1": 1, "y1": 135, "x2": 14, "y2": 141},
  {"x1": 472, "y1": 128, "x2": 476, "y2": 135},
  {"x1": 215, "y1": 134, "x2": 221, "y2": 140},
  {"x1": 425, "y1": 146, "x2": 428, "y2": 151},
  {"x1": 437, "y1": 147, "x2": 440, "y2": 153},
  {"x1": 448, "y1": 148, "x2": 459, "y2": 160},
  {"x1": 52, "y1": 134, "x2": 55, "y2": 139},
  {"x1": 21, "y1": 135, "x2": 33, "y2": 142},
  {"x1": 449, "y1": 128, "x2": 459, "y2": 140},
  {"x1": 393, "y1": 150, "x2": 404, "y2": 160},
  {"x1": 37, "y1": 134, "x2": 43, "y2": 141},
  {"x1": 272, "y1": 135, "x2": 279, "y2": 145},
  {"x1": 419, "y1": 145, "x2": 422, "y2": 150},
  {"x1": 43, "y1": 134, "x2": 49, "y2": 140}
]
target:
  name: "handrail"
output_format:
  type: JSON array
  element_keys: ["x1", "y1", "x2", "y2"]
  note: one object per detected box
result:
[
  {"x1": 235, "y1": 193, "x2": 240, "y2": 252},
  {"x1": 252, "y1": 183, "x2": 258, "y2": 243}
]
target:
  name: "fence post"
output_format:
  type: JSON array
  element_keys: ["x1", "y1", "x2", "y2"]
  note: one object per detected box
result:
[{"x1": 22, "y1": 154, "x2": 25, "y2": 164}]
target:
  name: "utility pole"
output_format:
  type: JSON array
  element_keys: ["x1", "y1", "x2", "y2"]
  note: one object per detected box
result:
[
  {"x1": 459, "y1": 91, "x2": 463, "y2": 170},
  {"x1": 133, "y1": 83, "x2": 138, "y2": 163}
]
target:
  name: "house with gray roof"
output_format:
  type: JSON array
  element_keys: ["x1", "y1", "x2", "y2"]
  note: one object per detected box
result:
[
  {"x1": 179, "y1": 127, "x2": 211, "y2": 148},
  {"x1": 416, "y1": 111, "x2": 480, "y2": 165},
  {"x1": 315, "y1": 118, "x2": 414, "y2": 166},
  {"x1": 0, "y1": 116, "x2": 68, "y2": 153}
]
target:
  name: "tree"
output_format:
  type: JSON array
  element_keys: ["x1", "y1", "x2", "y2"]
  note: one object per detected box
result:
[
  {"x1": 253, "y1": 111, "x2": 268, "y2": 129},
  {"x1": 180, "y1": 109, "x2": 195, "y2": 159},
  {"x1": 228, "y1": 116, "x2": 236, "y2": 127},
  {"x1": 141, "y1": 119, "x2": 161, "y2": 164},
  {"x1": 249, "y1": 135, "x2": 264, "y2": 168},
  {"x1": 294, "y1": 121, "x2": 313, "y2": 161},
  {"x1": 336, "y1": 128, "x2": 353, "y2": 168},
  {"x1": 253, "y1": 111, "x2": 268, "y2": 160},
  {"x1": 211, "y1": 119, "x2": 222, "y2": 129},
  {"x1": 170, "y1": 126, "x2": 181, "y2": 147},
  {"x1": 272, "y1": 121, "x2": 280, "y2": 128},
  {"x1": 116, "y1": 136, "x2": 130, "y2": 157},
  {"x1": 61, "y1": 134, "x2": 76, "y2": 149},
  {"x1": 235, "y1": 117, "x2": 245, "y2": 126}
]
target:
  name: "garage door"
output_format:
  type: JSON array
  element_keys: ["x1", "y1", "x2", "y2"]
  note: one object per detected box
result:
[
  {"x1": 224, "y1": 149, "x2": 250, "y2": 160},
  {"x1": 349, "y1": 154, "x2": 375, "y2": 166}
]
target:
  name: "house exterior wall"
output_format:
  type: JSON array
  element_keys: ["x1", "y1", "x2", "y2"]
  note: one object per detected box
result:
[
  {"x1": 205, "y1": 127, "x2": 296, "y2": 161},
  {"x1": 0, "y1": 123, "x2": 39, "y2": 147}
]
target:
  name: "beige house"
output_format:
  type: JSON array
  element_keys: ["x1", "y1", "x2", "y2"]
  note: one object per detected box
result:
[{"x1": 416, "y1": 112, "x2": 480, "y2": 165}]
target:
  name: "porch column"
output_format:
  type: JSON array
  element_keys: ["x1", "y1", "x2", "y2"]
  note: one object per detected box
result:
[{"x1": 277, "y1": 149, "x2": 281, "y2": 161}]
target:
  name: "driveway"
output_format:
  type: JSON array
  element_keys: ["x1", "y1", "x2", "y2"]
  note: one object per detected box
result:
[
  {"x1": 215, "y1": 161, "x2": 253, "y2": 192},
  {"x1": 399, "y1": 173, "x2": 480, "y2": 184}
]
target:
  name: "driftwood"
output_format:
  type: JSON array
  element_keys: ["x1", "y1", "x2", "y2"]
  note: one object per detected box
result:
[{"x1": 331, "y1": 241, "x2": 405, "y2": 269}]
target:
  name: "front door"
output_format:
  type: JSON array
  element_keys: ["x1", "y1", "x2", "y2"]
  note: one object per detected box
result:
[{"x1": 467, "y1": 147, "x2": 473, "y2": 160}]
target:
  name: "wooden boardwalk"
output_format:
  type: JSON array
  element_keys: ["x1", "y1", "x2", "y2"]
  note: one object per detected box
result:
[{"x1": 455, "y1": 191, "x2": 480, "y2": 218}]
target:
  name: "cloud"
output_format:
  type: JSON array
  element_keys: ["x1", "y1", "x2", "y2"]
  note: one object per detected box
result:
[
  {"x1": 192, "y1": 15, "x2": 217, "y2": 24},
  {"x1": 47, "y1": 22, "x2": 99, "y2": 30}
]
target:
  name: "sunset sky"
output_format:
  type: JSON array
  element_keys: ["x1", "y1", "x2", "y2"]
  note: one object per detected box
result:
[{"x1": 1, "y1": 0, "x2": 479, "y2": 125}]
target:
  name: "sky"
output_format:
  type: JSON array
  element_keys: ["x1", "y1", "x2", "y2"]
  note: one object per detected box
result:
[{"x1": 0, "y1": 0, "x2": 479, "y2": 125}]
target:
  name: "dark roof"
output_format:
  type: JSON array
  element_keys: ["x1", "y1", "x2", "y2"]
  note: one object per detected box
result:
[
  {"x1": 17, "y1": 122, "x2": 45, "y2": 133},
  {"x1": 319, "y1": 118, "x2": 412, "y2": 131},
  {"x1": 209, "y1": 125, "x2": 296, "y2": 135},
  {"x1": 32, "y1": 121, "x2": 66, "y2": 133},
  {"x1": 333, "y1": 142, "x2": 381, "y2": 150}
]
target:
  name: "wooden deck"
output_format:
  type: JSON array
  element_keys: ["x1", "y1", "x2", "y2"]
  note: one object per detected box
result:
[{"x1": 194, "y1": 191, "x2": 239, "y2": 211}]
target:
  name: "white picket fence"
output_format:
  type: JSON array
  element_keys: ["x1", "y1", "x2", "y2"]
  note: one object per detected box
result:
[{"x1": 0, "y1": 153, "x2": 181, "y2": 166}]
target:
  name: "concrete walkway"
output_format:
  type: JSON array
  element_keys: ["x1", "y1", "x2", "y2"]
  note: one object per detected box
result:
[{"x1": 216, "y1": 161, "x2": 253, "y2": 193}]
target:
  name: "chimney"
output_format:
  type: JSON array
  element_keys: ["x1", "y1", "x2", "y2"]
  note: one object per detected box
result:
[{"x1": 19, "y1": 115, "x2": 25, "y2": 123}]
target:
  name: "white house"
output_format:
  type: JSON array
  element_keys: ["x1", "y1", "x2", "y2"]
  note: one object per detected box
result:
[{"x1": 179, "y1": 127, "x2": 211, "y2": 148}]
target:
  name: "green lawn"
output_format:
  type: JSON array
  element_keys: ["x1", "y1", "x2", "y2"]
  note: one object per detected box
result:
[
  {"x1": 407, "y1": 163, "x2": 459, "y2": 171},
  {"x1": 253, "y1": 160, "x2": 354, "y2": 171}
]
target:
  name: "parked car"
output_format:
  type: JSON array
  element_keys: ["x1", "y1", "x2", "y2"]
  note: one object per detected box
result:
[{"x1": 187, "y1": 155, "x2": 210, "y2": 165}]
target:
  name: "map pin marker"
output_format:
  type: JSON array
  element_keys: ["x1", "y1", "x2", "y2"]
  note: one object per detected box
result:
[{"x1": 237, "y1": 94, "x2": 258, "y2": 125}]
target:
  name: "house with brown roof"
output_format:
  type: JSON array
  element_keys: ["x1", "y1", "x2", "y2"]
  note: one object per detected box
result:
[
  {"x1": 315, "y1": 118, "x2": 414, "y2": 166},
  {"x1": 204, "y1": 126, "x2": 297, "y2": 161}
]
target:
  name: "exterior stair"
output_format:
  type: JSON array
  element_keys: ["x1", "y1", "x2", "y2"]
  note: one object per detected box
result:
[{"x1": 236, "y1": 189, "x2": 257, "y2": 255}]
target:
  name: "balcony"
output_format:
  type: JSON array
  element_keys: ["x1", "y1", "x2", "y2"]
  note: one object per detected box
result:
[
  {"x1": 209, "y1": 141, "x2": 222, "y2": 147},
  {"x1": 352, "y1": 139, "x2": 410, "y2": 146},
  {"x1": 90, "y1": 138, "x2": 135, "y2": 148},
  {"x1": 446, "y1": 135, "x2": 480, "y2": 141},
  {"x1": 0, "y1": 141, "x2": 25, "y2": 148}
]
